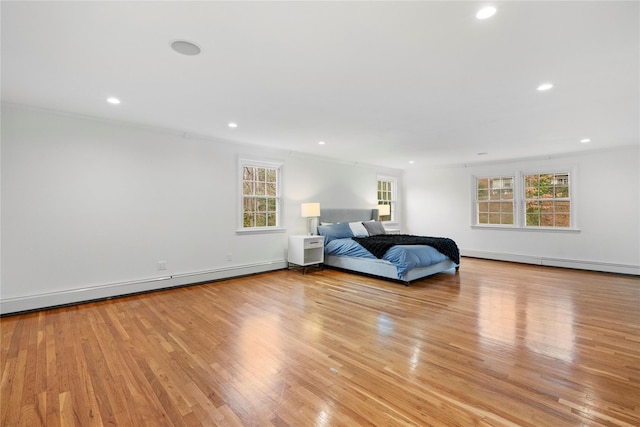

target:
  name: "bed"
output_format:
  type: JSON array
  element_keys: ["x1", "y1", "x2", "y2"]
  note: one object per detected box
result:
[{"x1": 318, "y1": 208, "x2": 459, "y2": 285}]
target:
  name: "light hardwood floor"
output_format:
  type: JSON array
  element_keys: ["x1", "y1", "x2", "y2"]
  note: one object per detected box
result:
[{"x1": 1, "y1": 258, "x2": 639, "y2": 426}]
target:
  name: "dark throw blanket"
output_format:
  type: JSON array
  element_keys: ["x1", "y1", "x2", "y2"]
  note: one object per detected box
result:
[{"x1": 352, "y1": 234, "x2": 460, "y2": 264}]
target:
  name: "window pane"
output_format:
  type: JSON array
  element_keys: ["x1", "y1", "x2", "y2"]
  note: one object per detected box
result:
[
  {"x1": 526, "y1": 201, "x2": 540, "y2": 213},
  {"x1": 243, "y1": 167, "x2": 254, "y2": 180},
  {"x1": 555, "y1": 214, "x2": 570, "y2": 227},
  {"x1": 555, "y1": 201, "x2": 570, "y2": 213},
  {"x1": 243, "y1": 213, "x2": 254, "y2": 227},
  {"x1": 504, "y1": 177, "x2": 514, "y2": 188},
  {"x1": 243, "y1": 182, "x2": 254, "y2": 195},
  {"x1": 502, "y1": 213, "x2": 514, "y2": 224},
  {"x1": 478, "y1": 201, "x2": 489, "y2": 213},
  {"x1": 266, "y1": 182, "x2": 276, "y2": 196},
  {"x1": 501, "y1": 188, "x2": 513, "y2": 200},
  {"x1": 489, "y1": 202, "x2": 501, "y2": 213},
  {"x1": 540, "y1": 187, "x2": 553, "y2": 198},
  {"x1": 540, "y1": 214, "x2": 554, "y2": 227},
  {"x1": 478, "y1": 213, "x2": 489, "y2": 224},
  {"x1": 478, "y1": 189, "x2": 488, "y2": 201},
  {"x1": 489, "y1": 213, "x2": 501, "y2": 224},
  {"x1": 243, "y1": 197, "x2": 255, "y2": 211},
  {"x1": 266, "y1": 169, "x2": 276, "y2": 182},
  {"x1": 554, "y1": 186, "x2": 569, "y2": 198},
  {"x1": 501, "y1": 202, "x2": 513, "y2": 213},
  {"x1": 554, "y1": 174, "x2": 569, "y2": 185},
  {"x1": 526, "y1": 213, "x2": 539, "y2": 226},
  {"x1": 256, "y1": 213, "x2": 266, "y2": 227}
]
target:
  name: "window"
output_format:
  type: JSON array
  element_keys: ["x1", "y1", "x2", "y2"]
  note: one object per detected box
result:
[
  {"x1": 476, "y1": 176, "x2": 514, "y2": 225},
  {"x1": 239, "y1": 159, "x2": 282, "y2": 230},
  {"x1": 473, "y1": 170, "x2": 574, "y2": 230},
  {"x1": 524, "y1": 173, "x2": 571, "y2": 227},
  {"x1": 377, "y1": 175, "x2": 397, "y2": 221}
]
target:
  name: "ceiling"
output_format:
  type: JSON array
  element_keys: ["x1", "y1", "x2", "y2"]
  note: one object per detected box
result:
[{"x1": 2, "y1": 1, "x2": 638, "y2": 169}]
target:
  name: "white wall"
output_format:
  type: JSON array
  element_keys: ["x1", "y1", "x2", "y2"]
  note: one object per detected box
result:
[
  {"x1": 404, "y1": 146, "x2": 640, "y2": 275},
  {"x1": 5, "y1": 104, "x2": 633, "y2": 314},
  {"x1": 1, "y1": 104, "x2": 401, "y2": 313}
]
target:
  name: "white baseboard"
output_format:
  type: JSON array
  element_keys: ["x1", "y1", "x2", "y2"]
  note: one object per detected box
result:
[
  {"x1": 1, "y1": 260, "x2": 288, "y2": 315},
  {"x1": 4, "y1": 253, "x2": 636, "y2": 315},
  {"x1": 461, "y1": 250, "x2": 639, "y2": 276}
]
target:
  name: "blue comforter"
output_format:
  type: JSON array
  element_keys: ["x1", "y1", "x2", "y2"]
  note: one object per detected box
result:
[{"x1": 325, "y1": 238, "x2": 449, "y2": 278}]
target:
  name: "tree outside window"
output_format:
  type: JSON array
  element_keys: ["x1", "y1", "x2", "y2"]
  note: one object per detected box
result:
[
  {"x1": 524, "y1": 173, "x2": 570, "y2": 227},
  {"x1": 240, "y1": 161, "x2": 281, "y2": 229},
  {"x1": 473, "y1": 171, "x2": 573, "y2": 230},
  {"x1": 476, "y1": 176, "x2": 514, "y2": 225}
]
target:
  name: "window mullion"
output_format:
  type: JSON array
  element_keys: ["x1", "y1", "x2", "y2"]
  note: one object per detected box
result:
[{"x1": 238, "y1": 158, "x2": 282, "y2": 231}]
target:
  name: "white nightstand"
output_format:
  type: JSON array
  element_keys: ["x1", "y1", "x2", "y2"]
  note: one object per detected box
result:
[
  {"x1": 384, "y1": 228, "x2": 401, "y2": 235},
  {"x1": 288, "y1": 235, "x2": 324, "y2": 272}
]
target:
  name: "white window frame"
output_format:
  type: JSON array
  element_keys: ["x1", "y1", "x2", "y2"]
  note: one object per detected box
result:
[
  {"x1": 472, "y1": 167, "x2": 579, "y2": 232},
  {"x1": 520, "y1": 169, "x2": 577, "y2": 230},
  {"x1": 237, "y1": 158, "x2": 285, "y2": 234},
  {"x1": 474, "y1": 175, "x2": 516, "y2": 227},
  {"x1": 377, "y1": 175, "x2": 398, "y2": 223}
]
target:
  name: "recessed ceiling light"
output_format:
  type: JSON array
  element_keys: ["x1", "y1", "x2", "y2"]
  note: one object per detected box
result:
[
  {"x1": 107, "y1": 97, "x2": 120, "y2": 104},
  {"x1": 170, "y1": 40, "x2": 202, "y2": 56},
  {"x1": 228, "y1": 122, "x2": 238, "y2": 128},
  {"x1": 537, "y1": 83, "x2": 554, "y2": 91},
  {"x1": 408, "y1": 160, "x2": 415, "y2": 164},
  {"x1": 476, "y1": 6, "x2": 497, "y2": 20},
  {"x1": 580, "y1": 138, "x2": 591, "y2": 144},
  {"x1": 318, "y1": 141, "x2": 326, "y2": 145}
]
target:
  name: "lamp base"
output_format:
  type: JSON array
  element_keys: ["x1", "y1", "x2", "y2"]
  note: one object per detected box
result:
[{"x1": 307, "y1": 217, "x2": 318, "y2": 235}]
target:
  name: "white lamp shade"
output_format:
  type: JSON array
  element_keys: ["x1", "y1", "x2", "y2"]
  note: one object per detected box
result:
[
  {"x1": 301, "y1": 202, "x2": 321, "y2": 217},
  {"x1": 377, "y1": 204, "x2": 391, "y2": 216}
]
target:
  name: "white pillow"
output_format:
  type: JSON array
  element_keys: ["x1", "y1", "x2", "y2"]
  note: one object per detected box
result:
[{"x1": 348, "y1": 221, "x2": 369, "y2": 237}]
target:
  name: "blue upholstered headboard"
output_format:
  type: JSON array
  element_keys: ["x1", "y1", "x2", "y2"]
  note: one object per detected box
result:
[{"x1": 319, "y1": 208, "x2": 378, "y2": 224}]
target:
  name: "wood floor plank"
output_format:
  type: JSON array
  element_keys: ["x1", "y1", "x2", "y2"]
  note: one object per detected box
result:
[{"x1": 1, "y1": 258, "x2": 639, "y2": 426}]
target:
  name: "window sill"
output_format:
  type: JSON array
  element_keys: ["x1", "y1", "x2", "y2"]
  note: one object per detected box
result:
[
  {"x1": 236, "y1": 227, "x2": 287, "y2": 235},
  {"x1": 471, "y1": 225, "x2": 581, "y2": 233}
]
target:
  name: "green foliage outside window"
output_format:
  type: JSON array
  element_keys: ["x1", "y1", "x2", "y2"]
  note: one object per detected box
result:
[
  {"x1": 525, "y1": 173, "x2": 570, "y2": 227},
  {"x1": 476, "y1": 177, "x2": 514, "y2": 225},
  {"x1": 242, "y1": 166, "x2": 278, "y2": 228}
]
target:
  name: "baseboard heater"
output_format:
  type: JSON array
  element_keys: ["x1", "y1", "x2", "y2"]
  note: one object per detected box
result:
[
  {"x1": 461, "y1": 250, "x2": 639, "y2": 276},
  {"x1": 1, "y1": 260, "x2": 288, "y2": 315}
]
